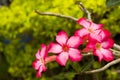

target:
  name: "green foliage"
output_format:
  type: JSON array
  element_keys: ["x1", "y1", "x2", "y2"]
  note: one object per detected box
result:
[
  {"x1": 106, "y1": 69, "x2": 118, "y2": 80},
  {"x1": 80, "y1": 57, "x2": 94, "y2": 73},
  {"x1": 0, "y1": 0, "x2": 120, "y2": 80},
  {"x1": 106, "y1": 0, "x2": 120, "y2": 7}
]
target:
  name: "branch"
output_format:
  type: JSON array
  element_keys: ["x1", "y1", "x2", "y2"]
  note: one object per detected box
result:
[
  {"x1": 84, "y1": 58, "x2": 120, "y2": 74},
  {"x1": 82, "y1": 52, "x2": 92, "y2": 57},
  {"x1": 111, "y1": 49, "x2": 120, "y2": 57},
  {"x1": 35, "y1": 10, "x2": 78, "y2": 21},
  {"x1": 77, "y1": 2, "x2": 92, "y2": 21},
  {"x1": 113, "y1": 43, "x2": 120, "y2": 51}
]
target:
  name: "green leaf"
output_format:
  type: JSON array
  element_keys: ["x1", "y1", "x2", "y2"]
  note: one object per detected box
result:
[
  {"x1": 80, "y1": 58, "x2": 94, "y2": 73},
  {"x1": 51, "y1": 72, "x2": 75, "y2": 80},
  {"x1": 106, "y1": 0, "x2": 120, "y2": 7}
]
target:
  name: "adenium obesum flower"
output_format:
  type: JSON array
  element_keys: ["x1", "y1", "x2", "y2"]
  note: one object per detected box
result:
[
  {"x1": 85, "y1": 38, "x2": 114, "y2": 62},
  {"x1": 75, "y1": 18, "x2": 104, "y2": 41},
  {"x1": 32, "y1": 44, "x2": 56, "y2": 77},
  {"x1": 32, "y1": 17, "x2": 115, "y2": 78},
  {"x1": 48, "y1": 31, "x2": 82, "y2": 66}
]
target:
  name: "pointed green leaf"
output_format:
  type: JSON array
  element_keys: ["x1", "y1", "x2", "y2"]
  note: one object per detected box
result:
[{"x1": 81, "y1": 59, "x2": 94, "y2": 73}]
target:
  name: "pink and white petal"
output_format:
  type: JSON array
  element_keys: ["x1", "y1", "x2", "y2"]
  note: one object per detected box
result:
[
  {"x1": 89, "y1": 30, "x2": 102, "y2": 41},
  {"x1": 40, "y1": 44, "x2": 47, "y2": 58},
  {"x1": 90, "y1": 22, "x2": 103, "y2": 30},
  {"x1": 100, "y1": 48, "x2": 114, "y2": 62},
  {"x1": 101, "y1": 38, "x2": 114, "y2": 49},
  {"x1": 98, "y1": 24, "x2": 104, "y2": 29},
  {"x1": 90, "y1": 34, "x2": 101, "y2": 42},
  {"x1": 95, "y1": 29, "x2": 102, "y2": 35},
  {"x1": 77, "y1": 18, "x2": 90, "y2": 29},
  {"x1": 56, "y1": 31, "x2": 68, "y2": 45},
  {"x1": 74, "y1": 28, "x2": 89, "y2": 38},
  {"x1": 56, "y1": 52, "x2": 69, "y2": 66},
  {"x1": 86, "y1": 40, "x2": 96, "y2": 49},
  {"x1": 36, "y1": 64, "x2": 47, "y2": 77},
  {"x1": 32, "y1": 60, "x2": 41, "y2": 70},
  {"x1": 35, "y1": 50, "x2": 41, "y2": 59},
  {"x1": 36, "y1": 67, "x2": 42, "y2": 78},
  {"x1": 36, "y1": 70, "x2": 42, "y2": 78},
  {"x1": 48, "y1": 42, "x2": 62, "y2": 54},
  {"x1": 67, "y1": 36, "x2": 82, "y2": 48},
  {"x1": 99, "y1": 30, "x2": 111, "y2": 41},
  {"x1": 94, "y1": 50, "x2": 103, "y2": 62},
  {"x1": 68, "y1": 48, "x2": 82, "y2": 62},
  {"x1": 41, "y1": 64, "x2": 47, "y2": 72}
]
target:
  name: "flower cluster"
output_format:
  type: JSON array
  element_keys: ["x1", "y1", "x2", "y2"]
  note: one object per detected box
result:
[{"x1": 32, "y1": 18, "x2": 114, "y2": 77}]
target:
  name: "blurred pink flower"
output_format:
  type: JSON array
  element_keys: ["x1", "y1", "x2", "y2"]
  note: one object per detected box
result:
[
  {"x1": 85, "y1": 38, "x2": 114, "y2": 62},
  {"x1": 48, "y1": 31, "x2": 82, "y2": 66},
  {"x1": 75, "y1": 18, "x2": 104, "y2": 41},
  {"x1": 32, "y1": 44, "x2": 48, "y2": 77}
]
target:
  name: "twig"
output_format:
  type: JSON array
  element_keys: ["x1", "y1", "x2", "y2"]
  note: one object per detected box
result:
[
  {"x1": 111, "y1": 49, "x2": 120, "y2": 57},
  {"x1": 77, "y1": 2, "x2": 92, "y2": 21},
  {"x1": 82, "y1": 52, "x2": 92, "y2": 57},
  {"x1": 84, "y1": 58, "x2": 120, "y2": 74},
  {"x1": 35, "y1": 10, "x2": 78, "y2": 21},
  {"x1": 113, "y1": 43, "x2": 120, "y2": 51}
]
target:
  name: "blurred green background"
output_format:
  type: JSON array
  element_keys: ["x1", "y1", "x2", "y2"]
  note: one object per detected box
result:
[{"x1": 0, "y1": 0, "x2": 120, "y2": 80}]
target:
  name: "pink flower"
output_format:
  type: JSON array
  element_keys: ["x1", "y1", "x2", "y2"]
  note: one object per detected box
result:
[
  {"x1": 75, "y1": 18, "x2": 104, "y2": 41},
  {"x1": 32, "y1": 44, "x2": 48, "y2": 77},
  {"x1": 32, "y1": 44, "x2": 57, "y2": 78},
  {"x1": 48, "y1": 31, "x2": 82, "y2": 66},
  {"x1": 85, "y1": 38, "x2": 114, "y2": 62}
]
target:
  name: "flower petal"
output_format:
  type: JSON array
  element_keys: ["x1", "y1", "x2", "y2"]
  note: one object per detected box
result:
[
  {"x1": 40, "y1": 44, "x2": 47, "y2": 58},
  {"x1": 86, "y1": 40, "x2": 96, "y2": 49},
  {"x1": 77, "y1": 18, "x2": 90, "y2": 29},
  {"x1": 56, "y1": 52, "x2": 69, "y2": 66},
  {"x1": 90, "y1": 29, "x2": 102, "y2": 41},
  {"x1": 68, "y1": 48, "x2": 82, "y2": 62},
  {"x1": 90, "y1": 22, "x2": 103, "y2": 30},
  {"x1": 56, "y1": 31, "x2": 68, "y2": 45},
  {"x1": 94, "y1": 50, "x2": 103, "y2": 62},
  {"x1": 101, "y1": 38, "x2": 114, "y2": 49},
  {"x1": 41, "y1": 65, "x2": 47, "y2": 72},
  {"x1": 36, "y1": 64, "x2": 46, "y2": 77},
  {"x1": 67, "y1": 36, "x2": 82, "y2": 48},
  {"x1": 74, "y1": 28, "x2": 89, "y2": 38},
  {"x1": 90, "y1": 34, "x2": 101, "y2": 42},
  {"x1": 99, "y1": 30, "x2": 111, "y2": 41},
  {"x1": 48, "y1": 42, "x2": 62, "y2": 54},
  {"x1": 32, "y1": 60, "x2": 41, "y2": 70},
  {"x1": 36, "y1": 69, "x2": 42, "y2": 78},
  {"x1": 35, "y1": 50, "x2": 41, "y2": 59},
  {"x1": 100, "y1": 48, "x2": 114, "y2": 62}
]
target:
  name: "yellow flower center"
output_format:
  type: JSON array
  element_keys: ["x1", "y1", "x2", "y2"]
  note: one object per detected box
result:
[
  {"x1": 39, "y1": 57, "x2": 44, "y2": 64},
  {"x1": 96, "y1": 43, "x2": 101, "y2": 50},
  {"x1": 88, "y1": 28, "x2": 94, "y2": 33}
]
